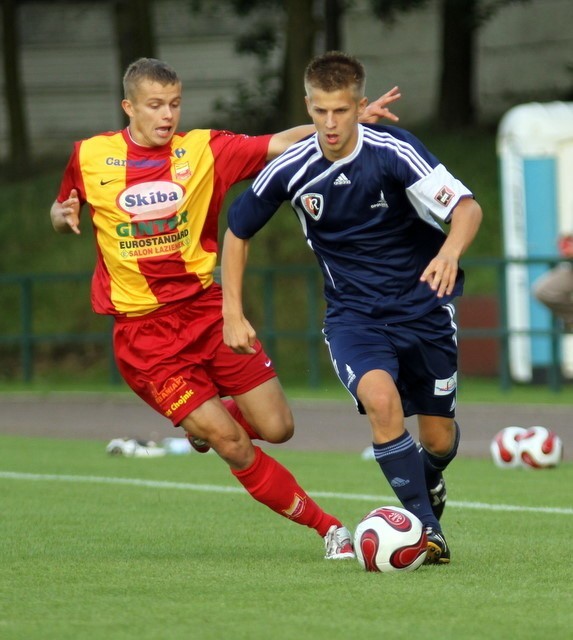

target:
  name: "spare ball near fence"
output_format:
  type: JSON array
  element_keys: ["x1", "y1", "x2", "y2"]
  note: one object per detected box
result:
[{"x1": 490, "y1": 426, "x2": 563, "y2": 469}]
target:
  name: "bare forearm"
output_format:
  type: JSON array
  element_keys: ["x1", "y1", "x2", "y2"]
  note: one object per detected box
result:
[
  {"x1": 442, "y1": 198, "x2": 483, "y2": 259},
  {"x1": 221, "y1": 229, "x2": 250, "y2": 319},
  {"x1": 420, "y1": 198, "x2": 483, "y2": 297},
  {"x1": 221, "y1": 229, "x2": 258, "y2": 353},
  {"x1": 267, "y1": 126, "x2": 315, "y2": 160}
]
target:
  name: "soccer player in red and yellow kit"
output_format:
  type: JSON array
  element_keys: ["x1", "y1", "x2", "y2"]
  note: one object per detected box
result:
[{"x1": 50, "y1": 57, "x2": 400, "y2": 559}]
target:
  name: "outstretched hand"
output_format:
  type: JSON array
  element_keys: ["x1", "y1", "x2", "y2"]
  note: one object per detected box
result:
[
  {"x1": 361, "y1": 86, "x2": 401, "y2": 124},
  {"x1": 60, "y1": 189, "x2": 81, "y2": 234}
]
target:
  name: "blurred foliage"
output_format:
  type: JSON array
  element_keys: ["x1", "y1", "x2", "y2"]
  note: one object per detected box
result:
[{"x1": 368, "y1": 0, "x2": 430, "y2": 24}]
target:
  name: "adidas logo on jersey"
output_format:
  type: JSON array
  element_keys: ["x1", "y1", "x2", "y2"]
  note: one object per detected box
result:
[{"x1": 333, "y1": 173, "x2": 351, "y2": 186}]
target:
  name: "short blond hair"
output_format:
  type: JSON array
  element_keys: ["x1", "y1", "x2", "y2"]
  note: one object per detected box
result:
[
  {"x1": 304, "y1": 51, "x2": 366, "y2": 97},
  {"x1": 122, "y1": 58, "x2": 180, "y2": 100}
]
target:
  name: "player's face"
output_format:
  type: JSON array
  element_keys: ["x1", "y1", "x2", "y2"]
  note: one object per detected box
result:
[
  {"x1": 122, "y1": 80, "x2": 182, "y2": 147},
  {"x1": 305, "y1": 87, "x2": 367, "y2": 162}
]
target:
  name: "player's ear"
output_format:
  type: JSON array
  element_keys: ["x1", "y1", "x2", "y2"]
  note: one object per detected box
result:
[
  {"x1": 304, "y1": 95, "x2": 312, "y2": 119},
  {"x1": 357, "y1": 96, "x2": 368, "y2": 118},
  {"x1": 122, "y1": 99, "x2": 133, "y2": 118}
]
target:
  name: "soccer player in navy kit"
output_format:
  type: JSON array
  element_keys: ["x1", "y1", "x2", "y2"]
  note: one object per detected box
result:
[{"x1": 221, "y1": 52, "x2": 483, "y2": 564}]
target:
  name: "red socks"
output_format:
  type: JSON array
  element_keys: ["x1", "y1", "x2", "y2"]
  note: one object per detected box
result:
[
  {"x1": 232, "y1": 446, "x2": 340, "y2": 537},
  {"x1": 224, "y1": 399, "x2": 340, "y2": 537}
]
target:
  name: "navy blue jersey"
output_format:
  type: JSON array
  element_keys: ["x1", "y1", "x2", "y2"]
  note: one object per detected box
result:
[{"x1": 228, "y1": 123, "x2": 474, "y2": 325}]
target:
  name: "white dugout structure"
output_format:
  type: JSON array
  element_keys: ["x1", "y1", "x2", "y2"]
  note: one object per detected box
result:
[{"x1": 498, "y1": 102, "x2": 573, "y2": 382}]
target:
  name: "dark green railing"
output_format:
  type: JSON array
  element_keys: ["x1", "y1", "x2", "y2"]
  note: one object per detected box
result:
[
  {"x1": 0, "y1": 258, "x2": 569, "y2": 389},
  {"x1": 461, "y1": 257, "x2": 565, "y2": 391},
  {"x1": 0, "y1": 272, "x2": 120, "y2": 385}
]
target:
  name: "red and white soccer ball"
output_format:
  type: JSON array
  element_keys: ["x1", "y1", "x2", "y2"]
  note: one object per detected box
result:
[
  {"x1": 515, "y1": 426, "x2": 563, "y2": 469},
  {"x1": 353, "y1": 506, "x2": 427, "y2": 573},
  {"x1": 490, "y1": 426, "x2": 564, "y2": 469},
  {"x1": 490, "y1": 426, "x2": 528, "y2": 468}
]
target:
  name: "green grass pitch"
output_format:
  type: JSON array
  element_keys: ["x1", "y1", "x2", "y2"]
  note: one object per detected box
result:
[{"x1": 1, "y1": 435, "x2": 571, "y2": 640}]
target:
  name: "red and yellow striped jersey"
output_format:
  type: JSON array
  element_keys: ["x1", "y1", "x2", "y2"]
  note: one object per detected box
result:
[{"x1": 57, "y1": 128, "x2": 271, "y2": 316}]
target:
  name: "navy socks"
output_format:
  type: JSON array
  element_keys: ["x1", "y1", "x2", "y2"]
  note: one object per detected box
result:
[{"x1": 373, "y1": 430, "x2": 439, "y2": 530}]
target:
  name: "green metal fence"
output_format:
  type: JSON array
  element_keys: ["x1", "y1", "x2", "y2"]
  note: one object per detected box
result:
[
  {"x1": 0, "y1": 272, "x2": 119, "y2": 385},
  {"x1": 0, "y1": 258, "x2": 569, "y2": 389}
]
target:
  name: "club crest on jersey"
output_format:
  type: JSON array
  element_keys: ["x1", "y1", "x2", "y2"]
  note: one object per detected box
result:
[
  {"x1": 301, "y1": 193, "x2": 324, "y2": 220},
  {"x1": 174, "y1": 162, "x2": 192, "y2": 181},
  {"x1": 434, "y1": 185, "x2": 455, "y2": 207}
]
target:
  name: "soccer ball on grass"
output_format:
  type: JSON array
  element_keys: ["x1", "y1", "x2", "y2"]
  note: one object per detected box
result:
[
  {"x1": 354, "y1": 506, "x2": 427, "y2": 573},
  {"x1": 490, "y1": 425, "x2": 563, "y2": 469},
  {"x1": 516, "y1": 426, "x2": 563, "y2": 469},
  {"x1": 490, "y1": 426, "x2": 527, "y2": 468}
]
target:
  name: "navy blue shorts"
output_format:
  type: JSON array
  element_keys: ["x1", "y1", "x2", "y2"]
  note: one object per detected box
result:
[{"x1": 324, "y1": 304, "x2": 458, "y2": 418}]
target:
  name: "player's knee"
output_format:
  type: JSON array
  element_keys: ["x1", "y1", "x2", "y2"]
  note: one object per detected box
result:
[
  {"x1": 362, "y1": 392, "x2": 399, "y2": 424},
  {"x1": 420, "y1": 419, "x2": 457, "y2": 456},
  {"x1": 426, "y1": 439, "x2": 452, "y2": 457},
  {"x1": 261, "y1": 411, "x2": 295, "y2": 444},
  {"x1": 210, "y1": 429, "x2": 254, "y2": 467}
]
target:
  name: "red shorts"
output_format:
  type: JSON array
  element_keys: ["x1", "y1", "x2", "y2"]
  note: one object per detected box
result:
[{"x1": 113, "y1": 284, "x2": 276, "y2": 426}]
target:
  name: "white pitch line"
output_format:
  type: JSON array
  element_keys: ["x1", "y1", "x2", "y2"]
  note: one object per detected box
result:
[
  {"x1": 1, "y1": 471, "x2": 572, "y2": 516},
  {"x1": 311, "y1": 491, "x2": 573, "y2": 515}
]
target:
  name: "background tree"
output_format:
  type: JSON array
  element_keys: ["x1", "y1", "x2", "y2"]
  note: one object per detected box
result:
[
  {"x1": 369, "y1": 0, "x2": 531, "y2": 128},
  {"x1": 193, "y1": 0, "x2": 348, "y2": 130},
  {"x1": 437, "y1": 0, "x2": 478, "y2": 128},
  {"x1": 323, "y1": 0, "x2": 346, "y2": 51},
  {"x1": 0, "y1": 0, "x2": 156, "y2": 177},
  {"x1": 190, "y1": 0, "x2": 283, "y2": 132},
  {"x1": 114, "y1": 0, "x2": 156, "y2": 70},
  {"x1": 1, "y1": 0, "x2": 30, "y2": 178},
  {"x1": 277, "y1": 0, "x2": 316, "y2": 128},
  {"x1": 113, "y1": 0, "x2": 156, "y2": 124}
]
